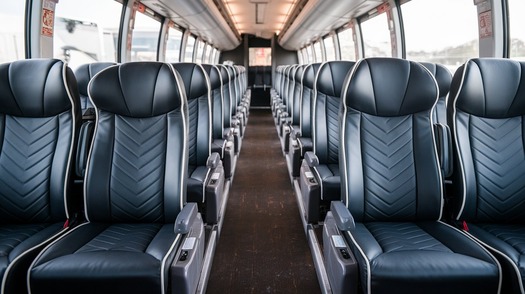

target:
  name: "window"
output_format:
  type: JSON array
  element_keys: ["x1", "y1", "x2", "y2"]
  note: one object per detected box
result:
[
  {"x1": 203, "y1": 43, "x2": 210, "y2": 64},
  {"x1": 249, "y1": 48, "x2": 271, "y2": 66},
  {"x1": 300, "y1": 48, "x2": 308, "y2": 64},
  {"x1": 215, "y1": 50, "x2": 221, "y2": 64},
  {"x1": 209, "y1": 47, "x2": 217, "y2": 64},
  {"x1": 0, "y1": 2, "x2": 25, "y2": 62},
  {"x1": 54, "y1": 0, "x2": 122, "y2": 69},
  {"x1": 313, "y1": 41, "x2": 323, "y2": 62},
  {"x1": 306, "y1": 45, "x2": 314, "y2": 63},
  {"x1": 338, "y1": 26, "x2": 356, "y2": 61},
  {"x1": 194, "y1": 39, "x2": 204, "y2": 63},
  {"x1": 402, "y1": 0, "x2": 478, "y2": 71},
  {"x1": 298, "y1": 50, "x2": 303, "y2": 64},
  {"x1": 508, "y1": 0, "x2": 525, "y2": 59},
  {"x1": 130, "y1": 5, "x2": 161, "y2": 62},
  {"x1": 324, "y1": 35, "x2": 336, "y2": 61},
  {"x1": 166, "y1": 23, "x2": 183, "y2": 62},
  {"x1": 361, "y1": 10, "x2": 391, "y2": 57},
  {"x1": 184, "y1": 35, "x2": 196, "y2": 62}
]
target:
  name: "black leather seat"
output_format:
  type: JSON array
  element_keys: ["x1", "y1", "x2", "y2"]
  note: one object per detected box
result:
[
  {"x1": 420, "y1": 62, "x2": 452, "y2": 126},
  {"x1": 283, "y1": 64, "x2": 304, "y2": 154},
  {"x1": 75, "y1": 62, "x2": 116, "y2": 113},
  {"x1": 0, "y1": 59, "x2": 79, "y2": 294},
  {"x1": 449, "y1": 58, "x2": 525, "y2": 294},
  {"x1": 29, "y1": 62, "x2": 205, "y2": 294},
  {"x1": 334, "y1": 57, "x2": 500, "y2": 294},
  {"x1": 300, "y1": 61, "x2": 354, "y2": 223},
  {"x1": 172, "y1": 63, "x2": 225, "y2": 224}
]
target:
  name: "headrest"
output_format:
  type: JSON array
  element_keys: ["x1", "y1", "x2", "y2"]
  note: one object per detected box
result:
[
  {"x1": 344, "y1": 58, "x2": 437, "y2": 116},
  {"x1": 172, "y1": 63, "x2": 209, "y2": 101},
  {"x1": 88, "y1": 62, "x2": 184, "y2": 117},
  {"x1": 201, "y1": 64, "x2": 221, "y2": 90},
  {"x1": 420, "y1": 62, "x2": 452, "y2": 99},
  {"x1": 0, "y1": 59, "x2": 77, "y2": 117},
  {"x1": 295, "y1": 65, "x2": 305, "y2": 81},
  {"x1": 75, "y1": 62, "x2": 116, "y2": 97},
  {"x1": 316, "y1": 61, "x2": 355, "y2": 97},
  {"x1": 450, "y1": 58, "x2": 525, "y2": 118},
  {"x1": 303, "y1": 63, "x2": 321, "y2": 89},
  {"x1": 218, "y1": 65, "x2": 229, "y2": 83}
]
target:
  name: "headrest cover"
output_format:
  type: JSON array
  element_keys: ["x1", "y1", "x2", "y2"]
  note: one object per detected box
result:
[
  {"x1": 172, "y1": 63, "x2": 209, "y2": 101},
  {"x1": 219, "y1": 65, "x2": 229, "y2": 83},
  {"x1": 201, "y1": 64, "x2": 221, "y2": 90},
  {"x1": 89, "y1": 62, "x2": 184, "y2": 117},
  {"x1": 316, "y1": 61, "x2": 355, "y2": 97},
  {"x1": 303, "y1": 63, "x2": 321, "y2": 89},
  {"x1": 0, "y1": 59, "x2": 75, "y2": 117},
  {"x1": 295, "y1": 65, "x2": 304, "y2": 81},
  {"x1": 75, "y1": 62, "x2": 116, "y2": 96},
  {"x1": 421, "y1": 62, "x2": 452, "y2": 99},
  {"x1": 450, "y1": 58, "x2": 525, "y2": 118},
  {"x1": 344, "y1": 58, "x2": 437, "y2": 116}
]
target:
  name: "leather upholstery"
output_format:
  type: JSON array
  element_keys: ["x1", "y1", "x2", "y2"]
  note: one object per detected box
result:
[
  {"x1": 312, "y1": 61, "x2": 354, "y2": 200},
  {"x1": 29, "y1": 62, "x2": 188, "y2": 294},
  {"x1": 202, "y1": 64, "x2": 224, "y2": 140},
  {"x1": 172, "y1": 63, "x2": 212, "y2": 204},
  {"x1": 449, "y1": 58, "x2": 525, "y2": 293},
  {"x1": 218, "y1": 65, "x2": 232, "y2": 131},
  {"x1": 291, "y1": 65, "x2": 304, "y2": 126},
  {"x1": 421, "y1": 62, "x2": 452, "y2": 125},
  {"x1": 340, "y1": 58, "x2": 500, "y2": 293},
  {"x1": 297, "y1": 63, "x2": 321, "y2": 153},
  {"x1": 0, "y1": 59, "x2": 79, "y2": 293},
  {"x1": 74, "y1": 62, "x2": 116, "y2": 110}
]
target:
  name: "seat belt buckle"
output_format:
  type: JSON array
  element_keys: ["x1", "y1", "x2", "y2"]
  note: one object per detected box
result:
[{"x1": 462, "y1": 220, "x2": 469, "y2": 232}]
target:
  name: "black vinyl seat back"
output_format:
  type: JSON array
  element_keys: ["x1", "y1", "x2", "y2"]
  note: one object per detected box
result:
[
  {"x1": 341, "y1": 58, "x2": 441, "y2": 222},
  {"x1": 313, "y1": 61, "x2": 355, "y2": 165},
  {"x1": 218, "y1": 65, "x2": 232, "y2": 129},
  {"x1": 286, "y1": 65, "x2": 298, "y2": 117},
  {"x1": 224, "y1": 65, "x2": 238, "y2": 117},
  {"x1": 300, "y1": 63, "x2": 321, "y2": 138},
  {"x1": 202, "y1": 64, "x2": 224, "y2": 140},
  {"x1": 74, "y1": 62, "x2": 116, "y2": 112},
  {"x1": 450, "y1": 58, "x2": 525, "y2": 223},
  {"x1": 274, "y1": 66, "x2": 282, "y2": 95},
  {"x1": 421, "y1": 62, "x2": 452, "y2": 126},
  {"x1": 0, "y1": 59, "x2": 79, "y2": 224},
  {"x1": 85, "y1": 62, "x2": 187, "y2": 223},
  {"x1": 172, "y1": 63, "x2": 212, "y2": 168},
  {"x1": 291, "y1": 65, "x2": 305, "y2": 126}
]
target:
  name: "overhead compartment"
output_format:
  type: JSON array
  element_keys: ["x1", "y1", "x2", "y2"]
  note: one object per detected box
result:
[
  {"x1": 278, "y1": 0, "x2": 383, "y2": 51},
  {"x1": 142, "y1": 0, "x2": 241, "y2": 51}
]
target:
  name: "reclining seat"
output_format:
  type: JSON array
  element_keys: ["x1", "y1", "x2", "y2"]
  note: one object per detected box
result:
[
  {"x1": 172, "y1": 63, "x2": 225, "y2": 224},
  {"x1": 300, "y1": 61, "x2": 354, "y2": 223},
  {"x1": 225, "y1": 65, "x2": 245, "y2": 138},
  {"x1": 449, "y1": 58, "x2": 525, "y2": 293},
  {"x1": 278, "y1": 65, "x2": 298, "y2": 138},
  {"x1": 283, "y1": 64, "x2": 305, "y2": 153},
  {"x1": 420, "y1": 62, "x2": 452, "y2": 126},
  {"x1": 329, "y1": 57, "x2": 500, "y2": 293},
  {"x1": 29, "y1": 62, "x2": 205, "y2": 294},
  {"x1": 202, "y1": 64, "x2": 235, "y2": 179},
  {"x1": 0, "y1": 59, "x2": 79, "y2": 294},
  {"x1": 273, "y1": 65, "x2": 291, "y2": 121},
  {"x1": 219, "y1": 65, "x2": 241, "y2": 154}
]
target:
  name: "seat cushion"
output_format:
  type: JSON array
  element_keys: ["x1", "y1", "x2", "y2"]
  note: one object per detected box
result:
[
  {"x1": 314, "y1": 164, "x2": 340, "y2": 201},
  {"x1": 348, "y1": 221, "x2": 500, "y2": 294},
  {"x1": 30, "y1": 222, "x2": 177, "y2": 294},
  {"x1": 187, "y1": 165, "x2": 209, "y2": 203}
]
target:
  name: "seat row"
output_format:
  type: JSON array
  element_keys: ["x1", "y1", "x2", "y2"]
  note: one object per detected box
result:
[
  {"x1": 0, "y1": 59, "x2": 250, "y2": 294},
  {"x1": 273, "y1": 58, "x2": 525, "y2": 293}
]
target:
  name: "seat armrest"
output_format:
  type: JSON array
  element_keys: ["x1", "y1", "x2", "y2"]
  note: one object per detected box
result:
[
  {"x1": 304, "y1": 151, "x2": 319, "y2": 167},
  {"x1": 174, "y1": 203, "x2": 199, "y2": 234},
  {"x1": 330, "y1": 201, "x2": 355, "y2": 231},
  {"x1": 75, "y1": 121, "x2": 95, "y2": 177},
  {"x1": 207, "y1": 152, "x2": 221, "y2": 169},
  {"x1": 434, "y1": 123, "x2": 453, "y2": 178}
]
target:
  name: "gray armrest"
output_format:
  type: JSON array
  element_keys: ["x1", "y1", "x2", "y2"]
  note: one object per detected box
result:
[
  {"x1": 330, "y1": 201, "x2": 355, "y2": 231},
  {"x1": 207, "y1": 152, "x2": 221, "y2": 169},
  {"x1": 174, "y1": 203, "x2": 199, "y2": 234},
  {"x1": 304, "y1": 151, "x2": 319, "y2": 167}
]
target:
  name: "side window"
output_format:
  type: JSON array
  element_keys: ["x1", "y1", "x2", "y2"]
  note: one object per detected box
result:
[
  {"x1": 338, "y1": 26, "x2": 356, "y2": 61},
  {"x1": 54, "y1": 0, "x2": 122, "y2": 69},
  {"x1": 402, "y1": 0, "x2": 478, "y2": 71},
  {"x1": 1, "y1": 2, "x2": 26, "y2": 62},
  {"x1": 166, "y1": 23, "x2": 183, "y2": 62},
  {"x1": 130, "y1": 4, "x2": 161, "y2": 62},
  {"x1": 360, "y1": 7, "x2": 392, "y2": 57},
  {"x1": 508, "y1": 0, "x2": 525, "y2": 59},
  {"x1": 306, "y1": 45, "x2": 314, "y2": 63},
  {"x1": 194, "y1": 39, "x2": 204, "y2": 63},
  {"x1": 313, "y1": 41, "x2": 323, "y2": 62},
  {"x1": 323, "y1": 35, "x2": 336, "y2": 61},
  {"x1": 184, "y1": 35, "x2": 196, "y2": 62},
  {"x1": 203, "y1": 43, "x2": 210, "y2": 64}
]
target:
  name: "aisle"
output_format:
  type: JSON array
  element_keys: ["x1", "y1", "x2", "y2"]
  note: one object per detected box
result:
[{"x1": 206, "y1": 109, "x2": 320, "y2": 293}]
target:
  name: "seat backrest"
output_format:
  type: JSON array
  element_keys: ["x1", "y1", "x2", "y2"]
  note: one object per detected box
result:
[
  {"x1": 291, "y1": 65, "x2": 305, "y2": 125},
  {"x1": 341, "y1": 58, "x2": 441, "y2": 222},
  {"x1": 75, "y1": 62, "x2": 116, "y2": 111},
  {"x1": 274, "y1": 66, "x2": 282, "y2": 94},
  {"x1": 0, "y1": 59, "x2": 80, "y2": 224},
  {"x1": 300, "y1": 63, "x2": 321, "y2": 138},
  {"x1": 263, "y1": 65, "x2": 272, "y2": 86},
  {"x1": 313, "y1": 61, "x2": 355, "y2": 164},
  {"x1": 449, "y1": 58, "x2": 525, "y2": 223},
  {"x1": 172, "y1": 63, "x2": 212, "y2": 168},
  {"x1": 85, "y1": 62, "x2": 187, "y2": 223},
  {"x1": 218, "y1": 65, "x2": 233, "y2": 129},
  {"x1": 202, "y1": 64, "x2": 223, "y2": 140},
  {"x1": 286, "y1": 65, "x2": 298, "y2": 116},
  {"x1": 421, "y1": 62, "x2": 452, "y2": 126},
  {"x1": 224, "y1": 65, "x2": 238, "y2": 116}
]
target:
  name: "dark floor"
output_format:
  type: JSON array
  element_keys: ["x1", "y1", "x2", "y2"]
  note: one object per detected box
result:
[{"x1": 206, "y1": 108, "x2": 321, "y2": 294}]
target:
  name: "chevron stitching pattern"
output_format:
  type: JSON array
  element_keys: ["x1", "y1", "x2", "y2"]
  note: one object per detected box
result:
[
  {"x1": 0, "y1": 116, "x2": 57, "y2": 223},
  {"x1": 76, "y1": 223, "x2": 162, "y2": 254},
  {"x1": 470, "y1": 116, "x2": 525, "y2": 221},
  {"x1": 326, "y1": 96, "x2": 340, "y2": 163},
  {"x1": 361, "y1": 114, "x2": 416, "y2": 221},
  {"x1": 366, "y1": 222, "x2": 451, "y2": 253},
  {"x1": 188, "y1": 99, "x2": 198, "y2": 166},
  {"x1": 477, "y1": 224, "x2": 525, "y2": 254},
  {"x1": 111, "y1": 116, "x2": 166, "y2": 222},
  {"x1": 0, "y1": 224, "x2": 48, "y2": 256}
]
